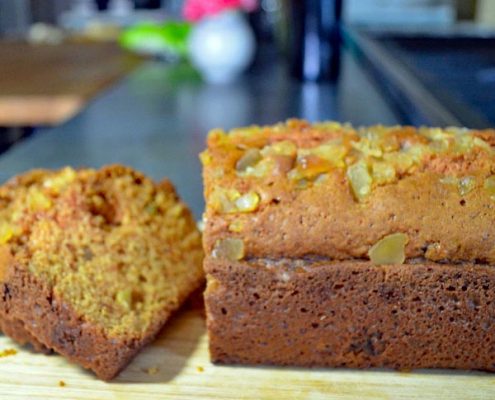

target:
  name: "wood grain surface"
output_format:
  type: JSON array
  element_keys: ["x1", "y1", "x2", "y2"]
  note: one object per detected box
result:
[
  {"x1": 0, "y1": 305, "x2": 493, "y2": 400},
  {"x1": 0, "y1": 41, "x2": 139, "y2": 126}
]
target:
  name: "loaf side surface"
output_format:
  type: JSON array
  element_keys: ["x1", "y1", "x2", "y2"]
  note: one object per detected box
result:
[{"x1": 205, "y1": 256, "x2": 495, "y2": 371}]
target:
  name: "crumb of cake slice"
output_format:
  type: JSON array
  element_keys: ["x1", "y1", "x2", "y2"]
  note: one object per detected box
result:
[
  {"x1": 0, "y1": 348, "x2": 17, "y2": 357},
  {"x1": 0, "y1": 165, "x2": 204, "y2": 380}
]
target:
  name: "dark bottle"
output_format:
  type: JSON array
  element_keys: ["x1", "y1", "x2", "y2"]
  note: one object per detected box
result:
[{"x1": 287, "y1": 0, "x2": 343, "y2": 82}]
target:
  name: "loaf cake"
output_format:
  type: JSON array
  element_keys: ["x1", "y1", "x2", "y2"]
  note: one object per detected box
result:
[
  {"x1": 0, "y1": 165, "x2": 204, "y2": 379},
  {"x1": 201, "y1": 119, "x2": 495, "y2": 371}
]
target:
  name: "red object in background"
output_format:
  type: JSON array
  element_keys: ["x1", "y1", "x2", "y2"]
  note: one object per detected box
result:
[{"x1": 183, "y1": 0, "x2": 258, "y2": 22}]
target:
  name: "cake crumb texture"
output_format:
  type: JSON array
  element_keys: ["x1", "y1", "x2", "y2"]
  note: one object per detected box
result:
[{"x1": 0, "y1": 165, "x2": 204, "y2": 379}]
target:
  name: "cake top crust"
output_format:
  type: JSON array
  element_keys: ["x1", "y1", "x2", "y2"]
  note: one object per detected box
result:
[
  {"x1": 202, "y1": 119, "x2": 495, "y2": 211},
  {"x1": 201, "y1": 120, "x2": 495, "y2": 265}
]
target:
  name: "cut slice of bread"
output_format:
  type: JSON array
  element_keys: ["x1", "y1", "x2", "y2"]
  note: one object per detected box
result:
[{"x1": 0, "y1": 165, "x2": 204, "y2": 380}]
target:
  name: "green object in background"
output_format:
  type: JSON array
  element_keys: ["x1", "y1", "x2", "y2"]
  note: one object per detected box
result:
[{"x1": 120, "y1": 21, "x2": 191, "y2": 59}]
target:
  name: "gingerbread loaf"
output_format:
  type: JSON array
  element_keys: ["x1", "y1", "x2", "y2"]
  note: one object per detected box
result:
[
  {"x1": 0, "y1": 165, "x2": 204, "y2": 380},
  {"x1": 201, "y1": 119, "x2": 495, "y2": 371}
]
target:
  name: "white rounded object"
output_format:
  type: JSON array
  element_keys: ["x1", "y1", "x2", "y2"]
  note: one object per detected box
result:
[{"x1": 188, "y1": 11, "x2": 255, "y2": 84}]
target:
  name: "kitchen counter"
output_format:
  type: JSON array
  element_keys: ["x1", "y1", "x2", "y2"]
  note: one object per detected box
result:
[
  {"x1": 0, "y1": 41, "x2": 139, "y2": 126},
  {"x1": 345, "y1": 27, "x2": 495, "y2": 128},
  {"x1": 0, "y1": 49, "x2": 399, "y2": 217}
]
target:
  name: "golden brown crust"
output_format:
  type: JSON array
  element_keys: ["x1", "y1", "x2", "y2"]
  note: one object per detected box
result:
[
  {"x1": 202, "y1": 120, "x2": 495, "y2": 264},
  {"x1": 205, "y1": 256, "x2": 495, "y2": 371}
]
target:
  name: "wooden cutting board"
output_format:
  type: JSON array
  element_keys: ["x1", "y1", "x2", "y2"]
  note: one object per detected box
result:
[
  {"x1": 0, "y1": 304, "x2": 493, "y2": 400},
  {"x1": 0, "y1": 41, "x2": 140, "y2": 127}
]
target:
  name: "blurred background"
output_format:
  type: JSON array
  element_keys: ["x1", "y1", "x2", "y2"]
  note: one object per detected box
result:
[{"x1": 0, "y1": 0, "x2": 494, "y2": 215}]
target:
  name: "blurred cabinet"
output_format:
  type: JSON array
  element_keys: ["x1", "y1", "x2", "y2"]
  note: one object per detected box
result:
[
  {"x1": 344, "y1": 0, "x2": 456, "y2": 26},
  {"x1": 0, "y1": 0, "x2": 30, "y2": 36},
  {"x1": 477, "y1": 0, "x2": 495, "y2": 26}
]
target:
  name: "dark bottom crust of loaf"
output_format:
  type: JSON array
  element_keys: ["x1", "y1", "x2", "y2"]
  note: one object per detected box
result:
[
  {"x1": 0, "y1": 263, "x2": 172, "y2": 380},
  {"x1": 205, "y1": 257, "x2": 495, "y2": 371},
  {"x1": 0, "y1": 315, "x2": 51, "y2": 354}
]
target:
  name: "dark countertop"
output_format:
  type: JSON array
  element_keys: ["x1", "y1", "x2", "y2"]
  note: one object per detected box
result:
[
  {"x1": 0, "y1": 49, "x2": 399, "y2": 218},
  {"x1": 345, "y1": 27, "x2": 495, "y2": 128}
]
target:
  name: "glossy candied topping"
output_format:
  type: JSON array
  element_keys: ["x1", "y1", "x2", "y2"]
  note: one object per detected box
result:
[
  {"x1": 458, "y1": 176, "x2": 477, "y2": 196},
  {"x1": 0, "y1": 222, "x2": 17, "y2": 245},
  {"x1": 484, "y1": 176, "x2": 495, "y2": 199},
  {"x1": 212, "y1": 238, "x2": 245, "y2": 261},
  {"x1": 440, "y1": 175, "x2": 477, "y2": 196},
  {"x1": 209, "y1": 188, "x2": 260, "y2": 213},
  {"x1": 42, "y1": 166, "x2": 77, "y2": 193},
  {"x1": 201, "y1": 119, "x2": 495, "y2": 207},
  {"x1": 368, "y1": 233, "x2": 408, "y2": 265},
  {"x1": 228, "y1": 219, "x2": 244, "y2": 233},
  {"x1": 347, "y1": 160, "x2": 372, "y2": 201}
]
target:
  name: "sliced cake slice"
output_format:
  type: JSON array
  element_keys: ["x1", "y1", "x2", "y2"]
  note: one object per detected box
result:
[{"x1": 0, "y1": 165, "x2": 204, "y2": 380}]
